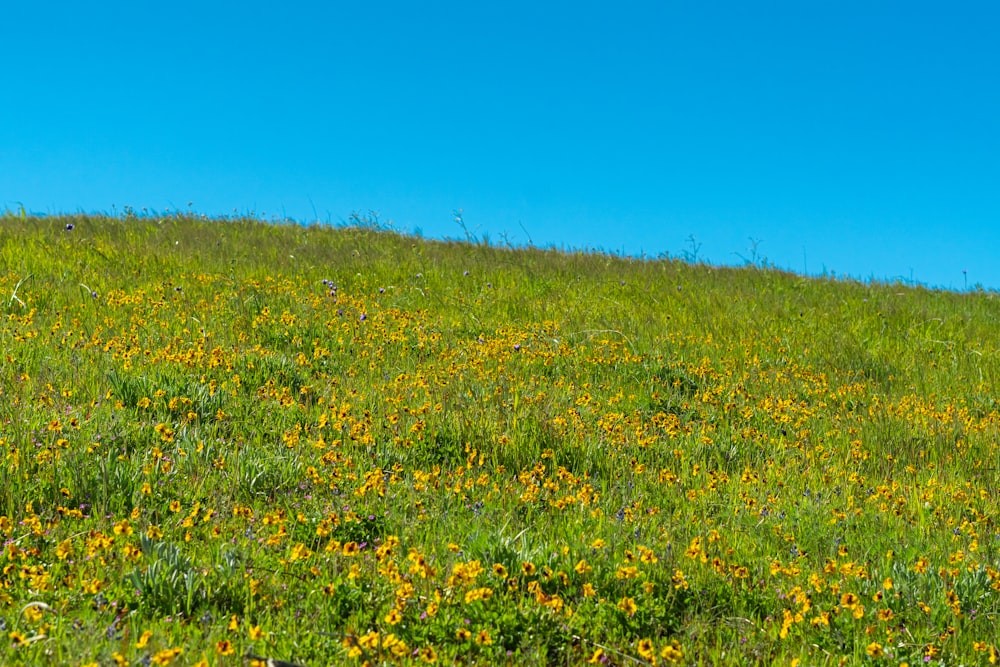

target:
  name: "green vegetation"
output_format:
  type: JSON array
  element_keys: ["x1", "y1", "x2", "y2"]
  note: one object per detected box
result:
[{"x1": 2, "y1": 213, "x2": 999, "y2": 666}]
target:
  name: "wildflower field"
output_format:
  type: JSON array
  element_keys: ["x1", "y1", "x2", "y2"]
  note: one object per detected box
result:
[{"x1": 2, "y1": 214, "x2": 1000, "y2": 666}]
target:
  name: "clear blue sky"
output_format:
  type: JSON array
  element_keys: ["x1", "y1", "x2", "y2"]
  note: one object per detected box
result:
[{"x1": 3, "y1": 2, "x2": 998, "y2": 290}]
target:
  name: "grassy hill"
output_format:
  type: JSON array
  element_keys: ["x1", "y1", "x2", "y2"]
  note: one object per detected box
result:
[{"x1": 2, "y1": 213, "x2": 999, "y2": 666}]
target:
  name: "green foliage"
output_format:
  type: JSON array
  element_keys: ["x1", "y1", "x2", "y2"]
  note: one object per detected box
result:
[
  {"x1": 127, "y1": 536, "x2": 206, "y2": 617},
  {"x1": 1, "y1": 212, "x2": 1000, "y2": 665}
]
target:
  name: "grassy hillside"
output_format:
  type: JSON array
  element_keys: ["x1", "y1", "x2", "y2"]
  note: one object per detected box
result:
[{"x1": 2, "y1": 213, "x2": 999, "y2": 666}]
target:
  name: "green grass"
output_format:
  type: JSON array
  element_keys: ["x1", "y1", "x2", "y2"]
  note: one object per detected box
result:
[{"x1": 1, "y1": 212, "x2": 999, "y2": 666}]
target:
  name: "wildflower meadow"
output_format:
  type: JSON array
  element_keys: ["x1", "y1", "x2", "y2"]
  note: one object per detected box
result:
[{"x1": 2, "y1": 213, "x2": 1000, "y2": 666}]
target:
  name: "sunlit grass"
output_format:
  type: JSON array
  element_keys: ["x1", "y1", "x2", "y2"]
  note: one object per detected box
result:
[{"x1": 1, "y1": 212, "x2": 999, "y2": 665}]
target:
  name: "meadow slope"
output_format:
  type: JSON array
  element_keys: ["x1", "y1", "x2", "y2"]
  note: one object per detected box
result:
[{"x1": 2, "y1": 214, "x2": 1000, "y2": 666}]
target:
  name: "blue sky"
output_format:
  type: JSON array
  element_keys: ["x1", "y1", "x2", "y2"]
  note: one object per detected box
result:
[{"x1": 3, "y1": 1, "x2": 998, "y2": 290}]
